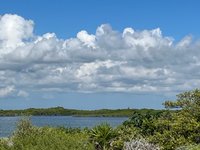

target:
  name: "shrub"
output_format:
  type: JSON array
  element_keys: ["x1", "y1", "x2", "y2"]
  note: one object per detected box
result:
[
  {"x1": 110, "y1": 124, "x2": 141, "y2": 150},
  {"x1": 124, "y1": 138, "x2": 160, "y2": 150},
  {"x1": 89, "y1": 123, "x2": 117, "y2": 150},
  {"x1": 2, "y1": 118, "x2": 94, "y2": 150},
  {"x1": 176, "y1": 144, "x2": 200, "y2": 150}
]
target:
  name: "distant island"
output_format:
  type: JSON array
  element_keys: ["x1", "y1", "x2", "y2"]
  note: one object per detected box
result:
[{"x1": 0, "y1": 107, "x2": 165, "y2": 117}]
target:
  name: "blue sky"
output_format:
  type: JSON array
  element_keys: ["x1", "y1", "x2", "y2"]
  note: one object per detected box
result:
[
  {"x1": 0, "y1": 0, "x2": 200, "y2": 109},
  {"x1": 1, "y1": 0, "x2": 200, "y2": 40}
]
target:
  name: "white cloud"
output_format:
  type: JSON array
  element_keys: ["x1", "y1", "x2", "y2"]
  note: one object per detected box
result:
[
  {"x1": 17, "y1": 90, "x2": 29, "y2": 97},
  {"x1": 0, "y1": 14, "x2": 200, "y2": 98},
  {"x1": 123, "y1": 27, "x2": 173, "y2": 50},
  {"x1": 123, "y1": 27, "x2": 134, "y2": 37},
  {"x1": 77, "y1": 30, "x2": 96, "y2": 48},
  {"x1": 0, "y1": 14, "x2": 33, "y2": 49},
  {"x1": 176, "y1": 36, "x2": 192, "y2": 48},
  {"x1": 0, "y1": 86, "x2": 15, "y2": 97}
]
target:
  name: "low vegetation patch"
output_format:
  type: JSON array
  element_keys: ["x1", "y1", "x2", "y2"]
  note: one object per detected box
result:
[{"x1": 1, "y1": 89, "x2": 200, "y2": 150}]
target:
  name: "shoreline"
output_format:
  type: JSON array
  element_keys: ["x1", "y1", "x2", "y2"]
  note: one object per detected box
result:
[{"x1": 0, "y1": 107, "x2": 166, "y2": 117}]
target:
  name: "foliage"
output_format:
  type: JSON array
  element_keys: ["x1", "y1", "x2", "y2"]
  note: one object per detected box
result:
[
  {"x1": 0, "y1": 119, "x2": 94, "y2": 150},
  {"x1": 176, "y1": 144, "x2": 200, "y2": 150},
  {"x1": 14, "y1": 117, "x2": 33, "y2": 138},
  {"x1": 124, "y1": 138, "x2": 160, "y2": 150},
  {"x1": 0, "y1": 107, "x2": 166, "y2": 117},
  {"x1": 123, "y1": 109, "x2": 166, "y2": 137},
  {"x1": 164, "y1": 89, "x2": 200, "y2": 121},
  {"x1": 56, "y1": 126, "x2": 81, "y2": 134},
  {"x1": 123, "y1": 89, "x2": 200, "y2": 150},
  {"x1": 89, "y1": 123, "x2": 117, "y2": 150},
  {"x1": 110, "y1": 124, "x2": 141, "y2": 150}
]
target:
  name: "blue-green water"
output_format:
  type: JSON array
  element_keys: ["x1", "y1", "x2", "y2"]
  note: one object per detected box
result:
[{"x1": 0, "y1": 116, "x2": 128, "y2": 137}]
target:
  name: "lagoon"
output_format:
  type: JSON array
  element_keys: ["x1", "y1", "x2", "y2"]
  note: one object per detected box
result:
[{"x1": 0, "y1": 116, "x2": 128, "y2": 137}]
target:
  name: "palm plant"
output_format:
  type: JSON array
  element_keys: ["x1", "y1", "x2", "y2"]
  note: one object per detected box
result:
[{"x1": 89, "y1": 123, "x2": 117, "y2": 150}]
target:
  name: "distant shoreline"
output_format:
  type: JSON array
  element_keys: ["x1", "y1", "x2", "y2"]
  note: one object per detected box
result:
[
  {"x1": 0, "y1": 115, "x2": 129, "y2": 118},
  {"x1": 0, "y1": 107, "x2": 166, "y2": 117}
]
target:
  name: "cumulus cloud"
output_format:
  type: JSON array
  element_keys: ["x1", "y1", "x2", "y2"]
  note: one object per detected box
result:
[
  {"x1": 17, "y1": 90, "x2": 29, "y2": 97},
  {"x1": 0, "y1": 14, "x2": 200, "y2": 98},
  {"x1": 0, "y1": 14, "x2": 33, "y2": 49},
  {"x1": 0, "y1": 86, "x2": 15, "y2": 97},
  {"x1": 77, "y1": 30, "x2": 96, "y2": 48}
]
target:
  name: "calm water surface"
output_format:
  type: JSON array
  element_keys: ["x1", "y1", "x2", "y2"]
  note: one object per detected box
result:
[{"x1": 0, "y1": 116, "x2": 128, "y2": 137}]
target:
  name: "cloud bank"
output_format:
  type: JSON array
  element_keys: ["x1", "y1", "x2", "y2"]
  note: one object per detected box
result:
[{"x1": 0, "y1": 14, "x2": 200, "y2": 98}]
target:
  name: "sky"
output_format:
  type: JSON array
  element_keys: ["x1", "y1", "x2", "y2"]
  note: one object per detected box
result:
[{"x1": 0, "y1": 0, "x2": 200, "y2": 110}]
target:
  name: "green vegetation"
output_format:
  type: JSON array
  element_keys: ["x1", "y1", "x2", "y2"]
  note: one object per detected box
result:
[
  {"x1": 1, "y1": 89, "x2": 200, "y2": 150},
  {"x1": 123, "y1": 89, "x2": 200, "y2": 150},
  {"x1": 89, "y1": 123, "x2": 117, "y2": 150},
  {"x1": 0, "y1": 118, "x2": 94, "y2": 150},
  {"x1": 0, "y1": 107, "x2": 165, "y2": 117}
]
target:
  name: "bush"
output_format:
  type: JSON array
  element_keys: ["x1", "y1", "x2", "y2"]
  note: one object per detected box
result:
[
  {"x1": 110, "y1": 124, "x2": 141, "y2": 150},
  {"x1": 124, "y1": 138, "x2": 160, "y2": 150},
  {"x1": 176, "y1": 144, "x2": 200, "y2": 150},
  {"x1": 89, "y1": 123, "x2": 117, "y2": 150},
  {"x1": 1, "y1": 118, "x2": 94, "y2": 150}
]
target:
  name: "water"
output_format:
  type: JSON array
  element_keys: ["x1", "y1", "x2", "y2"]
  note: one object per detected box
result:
[{"x1": 0, "y1": 116, "x2": 128, "y2": 137}]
